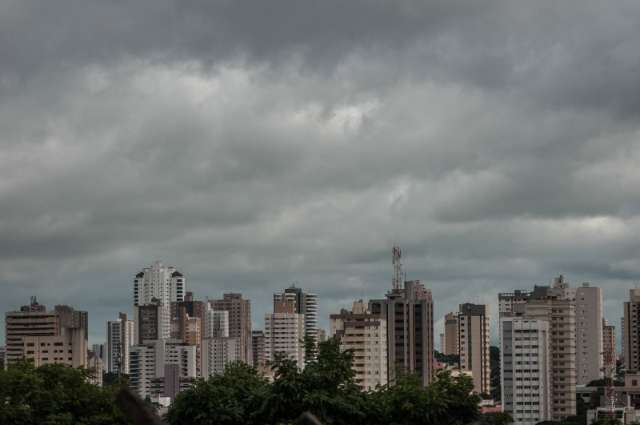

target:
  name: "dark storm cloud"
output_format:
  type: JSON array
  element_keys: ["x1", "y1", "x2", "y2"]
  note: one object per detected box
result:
[{"x1": 1, "y1": 0, "x2": 639, "y2": 343}]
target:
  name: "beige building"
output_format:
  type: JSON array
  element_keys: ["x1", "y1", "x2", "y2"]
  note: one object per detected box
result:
[
  {"x1": 330, "y1": 300, "x2": 388, "y2": 390},
  {"x1": 210, "y1": 293, "x2": 252, "y2": 365},
  {"x1": 603, "y1": 319, "x2": 617, "y2": 373},
  {"x1": 524, "y1": 287, "x2": 577, "y2": 420},
  {"x1": 5, "y1": 298, "x2": 88, "y2": 368},
  {"x1": 624, "y1": 289, "x2": 640, "y2": 372},
  {"x1": 458, "y1": 303, "x2": 490, "y2": 395},
  {"x1": 443, "y1": 312, "x2": 459, "y2": 356},
  {"x1": 553, "y1": 278, "x2": 603, "y2": 385},
  {"x1": 264, "y1": 300, "x2": 305, "y2": 367}
]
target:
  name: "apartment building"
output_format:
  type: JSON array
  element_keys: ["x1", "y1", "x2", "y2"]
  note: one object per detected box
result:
[
  {"x1": 264, "y1": 300, "x2": 305, "y2": 366},
  {"x1": 252, "y1": 330, "x2": 266, "y2": 369},
  {"x1": 603, "y1": 319, "x2": 616, "y2": 373},
  {"x1": 501, "y1": 317, "x2": 552, "y2": 425},
  {"x1": 210, "y1": 293, "x2": 252, "y2": 365},
  {"x1": 201, "y1": 337, "x2": 241, "y2": 377},
  {"x1": 443, "y1": 312, "x2": 459, "y2": 356},
  {"x1": 129, "y1": 339, "x2": 197, "y2": 399},
  {"x1": 458, "y1": 303, "x2": 491, "y2": 395},
  {"x1": 330, "y1": 300, "x2": 388, "y2": 390},
  {"x1": 624, "y1": 288, "x2": 640, "y2": 371},
  {"x1": 273, "y1": 285, "x2": 319, "y2": 347},
  {"x1": 106, "y1": 312, "x2": 135, "y2": 374}
]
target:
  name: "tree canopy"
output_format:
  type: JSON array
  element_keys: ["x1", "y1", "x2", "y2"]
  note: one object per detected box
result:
[
  {"x1": 168, "y1": 338, "x2": 481, "y2": 425},
  {"x1": 0, "y1": 362, "x2": 130, "y2": 425}
]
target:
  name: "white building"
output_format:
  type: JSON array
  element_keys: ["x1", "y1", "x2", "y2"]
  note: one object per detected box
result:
[
  {"x1": 330, "y1": 300, "x2": 388, "y2": 390},
  {"x1": 273, "y1": 286, "x2": 318, "y2": 346},
  {"x1": 133, "y1": 262, "x2": 186, "y2": 342},
  {"x1": 201, "y1": 337, "x2": 241, "y2": 377},
  {"x1": 501, "y1": 317, "x2": 552, "y2": 425},
  {"x1": 264, "y1": 301, "x2": 305, "y2": 367},
  {"x1": 128, "y1": 339, "x2": 196, "y2": 399},
  {"x1": 106, "y1": 313, "x2": 135, "y2": 374}
]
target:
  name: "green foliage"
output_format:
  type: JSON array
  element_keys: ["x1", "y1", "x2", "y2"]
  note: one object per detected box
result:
[
  {"x1": 166, "y1": 362, "x2": 269, "y2": 425},
  {"x1": 478, "y1": 412, "x2": 513, "y2": 425},
  {"x1": 434, "y1": 350, "x2": 459, "y2": 366},
  {"x1": 0, "y1": 362, "x2": 130, "y2": 425},
  {"x1": 168, "y1": 338, "x2": 481, "y2": 425}
]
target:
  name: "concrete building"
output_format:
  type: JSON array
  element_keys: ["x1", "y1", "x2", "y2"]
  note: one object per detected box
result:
[
  {"x1": 524, "y1": 286, "x2": 577, "y2": 420},
  {"x1": 170, "y1": 292, "x2": 206, "y2": 342},
  {"x1": 273, "y1": 285, "x2": 319, "y2": 348},
  {"x1": 554, "y1": 278, "x2": 603, "y2": 385},
  {"x1": 205, "y1": 307, "x2": 229, "y2": 339},
  {"x1": 201, "y1": 337, "x2": 241, "y2": 377},
  {"x1": 129, "y1": 339, "x2": 197, "y2": 400},
  {"x1": 137, "y1": 299, "x2": 167, "y2": 342},
  {"x1": 22, "y1": 328, "x2": 87, "y2": 368},
  {"x1": 330, "y1": 300, "x2": 388, "y2": 390},
  {"x1": 88, "y1": 350, "x2": 104, "y2": 386},
  {"x1": 106, "y1": 312, "x2": 135, "y2": 374},
  {"x1": 500, "y1": 317, "x2": 552, "y2": 425},
  {"x1": 264, "y1": 300, "x2": 305, "y2": 367},
  {"x1": 370, "y1": 279, "x2": 434, "y2": 387},
  {"x1": 443, "y1": 312, "x2": 459, "y2": 356},
  {"x1": 210, "y1": 293, "x2": 252, "y2": 365},
  {"x1": 624, "y1": 288, "x2": 640, "y2": 372},
  {"x1": 0, "y1": 346, "x2": 5, "y2": 369},
  {"x1": 133, "y1": 262, "x2": 186, "y2": 344},
  {"x1": 5, "y1": 298, "x2": 88, "y2": 368},
  {"x1": 252, "y1": 330, "x2": 266, "y2": 369},
  {"x1": 603, "y1": 319, "x2": 617, "y2": 373},
  {"x1": 458, "y1": 303, "x2": 490, "y2": 395}
]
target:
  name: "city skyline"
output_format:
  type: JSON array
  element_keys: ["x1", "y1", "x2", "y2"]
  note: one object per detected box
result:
[
  {"x1": 2, "y1": 1, "x2": 640, "y2": 360},
  {"x1": 0, "y1": 263, "x2": 631, "y2": 349}
]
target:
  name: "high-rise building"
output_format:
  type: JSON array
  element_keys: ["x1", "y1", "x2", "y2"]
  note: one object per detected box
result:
[
  {"x1": 133, "y1": 262, "x2": 186, "y2": 344},
  {"x1": 524, "y1": 286, "x2": 577, "y2": 420},
  {"x1": 369, "y1": 247, "x2": 434, "y2": 387},
  {"x1": 501, "y1": 317, "x2": 552, "y2": 425},
  {"x1": 252, "y1": 330, "x2": 266, "y2": 369},
  {"x1": 5, "y1": 298, "x2": 88, "y2": 368},
  {"x1": 443, "y1": 312, "x2": 459, "y2": 356},
  {"x1": 106, "y1": 312, "x2": 135, "y2": 374},
  {"x1": 128, "y1": 339, "x2": 197, "y2": 400},
  {"x1": 137, "y1": 299, "x2": 167, "y2": 342},
  {"x1": 458, "y1": 303, "x2": 490, "y2": 395},
  {"x1": 624, "y1": 288, "x2": 640, "y2": 372},
  {"x1": 0, "y1": 346, "x2": 5, "y2": 370},
  {"x1": 210, "y1": 293, "x2": 252, "y2": 365},
  {"x1": 170, "y1": 292, "x2": 206, "y2": 342},
  {"x1": 264, "y1": 300, "x2": 305, "y2": 367},
  {"x1": 330, "y1": 300, "x2": 388, "y2": 390},
  {"x1": 273, "y1": 285, "x2": 319, "y2": 347},
  {"x1": 553, "y1": 278, "x2": 603, "y2": 385},
  {"x1": 88, "y1": 350, "x2": 104, "y2": 386},
  {"x1": 603, "y1": 319, "x2": 617, "y2": 373},
  {"x1": 205, "y1": 308, "x2": 229, "y2": 339},
  {"x1": 201, "y1": 337, "x2": 241, "y2": 377},
  {"x1": 498, "y1": 282, "x2": 578, "y2": 421}
]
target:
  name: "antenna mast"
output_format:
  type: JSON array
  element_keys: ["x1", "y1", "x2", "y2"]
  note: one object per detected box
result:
[{"x1": 392, "y1": 246, "x2": 403, "y2": 290}]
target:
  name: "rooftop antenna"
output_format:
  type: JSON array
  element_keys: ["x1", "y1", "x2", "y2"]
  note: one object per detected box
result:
[{"x1": 392, "y1": 246, "x2": 403, "y2": 290}]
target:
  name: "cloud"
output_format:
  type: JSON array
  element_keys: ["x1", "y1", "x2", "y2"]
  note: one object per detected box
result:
[{"x1": 1, "y1": 0, "x2": 639, "y2": 344}]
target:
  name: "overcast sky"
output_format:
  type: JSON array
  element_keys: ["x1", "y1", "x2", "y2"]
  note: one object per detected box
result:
[{"x1": 1, "y1": 0, "x2": 639, "y2": 346}]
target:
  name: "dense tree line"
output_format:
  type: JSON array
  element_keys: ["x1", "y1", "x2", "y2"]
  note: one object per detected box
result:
[
  {"x1": 168, "y1": 338, "x2": 484, "y2": 425},
  {"x1": 0, "y1": 362, "x2": 131, "y2": 424}
]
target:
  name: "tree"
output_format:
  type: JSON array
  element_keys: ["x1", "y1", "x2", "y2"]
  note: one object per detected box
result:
[
  {"x1": 478, "y1": 412, "x2": 513, "y2": 425},
  {"x1": 0, "y1": 362, "x2": 130, "y2": 425},
  {"x1": 166, "y1": 362, "x2": 269, "y2": 425}
]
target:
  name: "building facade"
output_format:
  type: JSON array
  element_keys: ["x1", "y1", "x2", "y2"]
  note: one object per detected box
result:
[
  {"x1": 264, "y1": 300, "x2": 305, "y2": 367},
  {"x1": 443, "y1": 312, "x2": 459, "y2": 356},
  {"x1": 458, "y1": 303, "x2": 491, "y2": 395},
  {"x1": 273, "y1": 285, "x2": 319, "y2": 348},
  {"x1": 106, "y1": 312, "x2": 135, "y2": 374},
  {"x1": 201, "y1": 337, "x2": 241, "y2": 377},
  {"x1": 603, "y1": 319, "x2": 617, "y2": 373},
  {"x1": 500, "y1": 317, "x2": 552, "y2": 425},
  {"x1": 210, "y1": 293, "x2": 252, "y2": 365},
  {"x1": 330, "y1": 300, "x2": 388, "y2": 390},
  {"x1": 624, "y1": 288, "x2": 640, "y2": 372},
  {"x1": 252, "y1": 330, "x2": 266, "y2": 369},
  {"x1": 370, "y1": 279, "x2": 434, "y2": 387}
]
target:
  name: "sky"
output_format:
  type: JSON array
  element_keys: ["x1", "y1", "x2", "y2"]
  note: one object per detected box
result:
[{"x1": 1, "y1": 0, "x2": 640, "y2": 346}]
